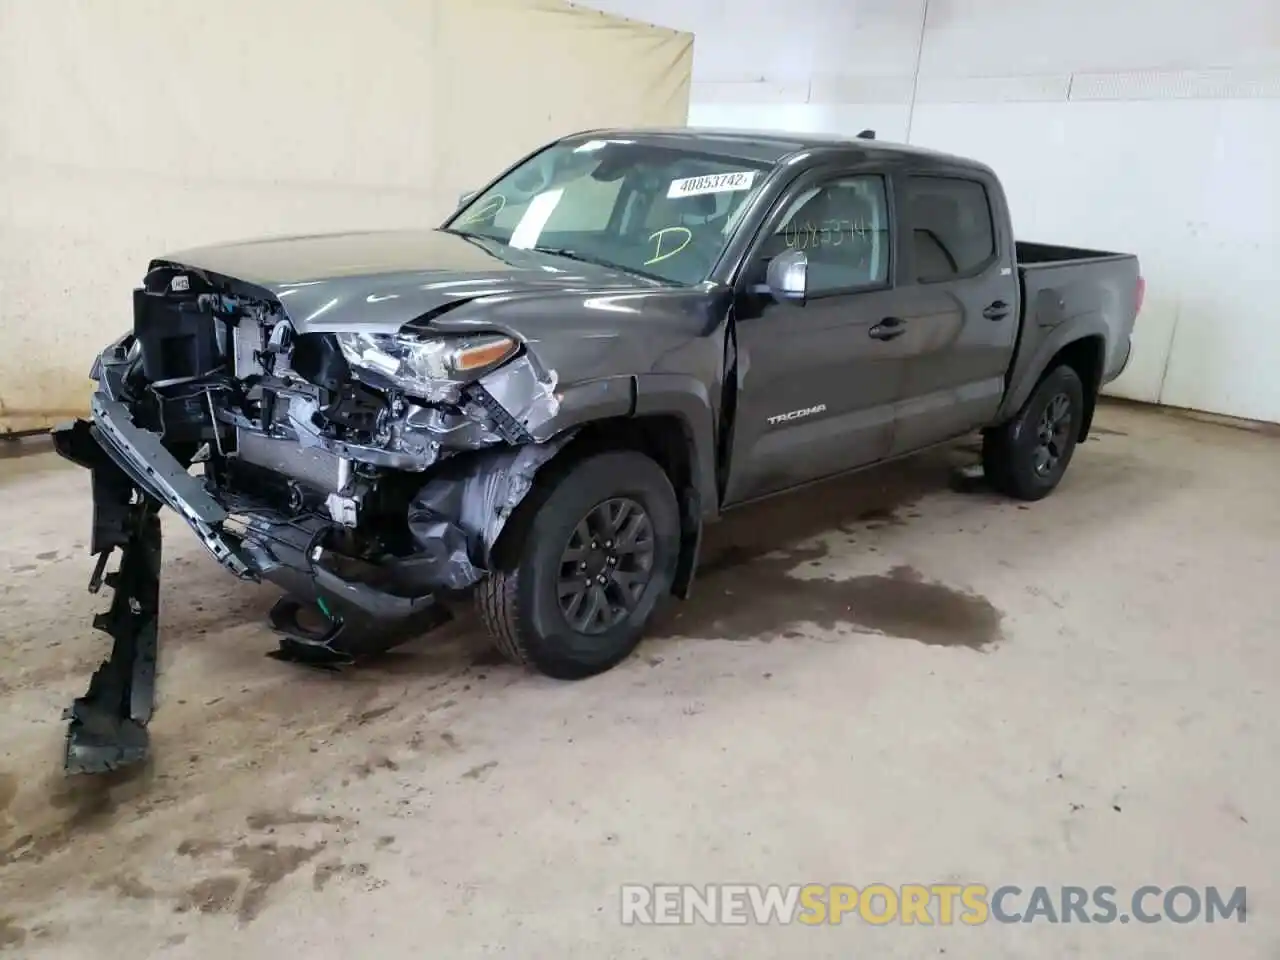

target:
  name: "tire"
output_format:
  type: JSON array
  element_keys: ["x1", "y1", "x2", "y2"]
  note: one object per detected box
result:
[
  {"x1": 475, "y1": 451, "x2": 680, "y2": 679},
  {"x1": 982, "y1": 364, "x2": 1085, "y2": 501}
]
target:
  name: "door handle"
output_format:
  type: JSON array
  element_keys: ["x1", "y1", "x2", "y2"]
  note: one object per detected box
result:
[
  {"x1": 869, "y1": 317, "x2": 906, "y2": 341},
  {"x1": 983, "y1": 300, "x2": 1010, "y2": 320}
]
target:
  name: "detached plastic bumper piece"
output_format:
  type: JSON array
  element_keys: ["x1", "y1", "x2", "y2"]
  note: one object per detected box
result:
[
  {"x1": 48, "y1": 396, "x2": 460, "y2": 774},
  {"x1": 267, "y1": 594, "x2": 356, "y2": 668},
  {"x1": 53, "y1": 417, "x2": 162, "y2": 775}
]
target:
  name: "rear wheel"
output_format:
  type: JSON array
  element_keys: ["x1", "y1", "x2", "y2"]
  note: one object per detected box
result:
[
  {"x1": 982, "y1": 364, "x2": 1084, "y2": 501},
  {"x1": 475, "y1": 451, "x2": 680, "y2": 679}
]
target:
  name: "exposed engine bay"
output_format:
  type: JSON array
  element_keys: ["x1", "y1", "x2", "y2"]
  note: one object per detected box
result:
[{"x1": 52, "y1": 261, "x2": 572, "y2": 774}]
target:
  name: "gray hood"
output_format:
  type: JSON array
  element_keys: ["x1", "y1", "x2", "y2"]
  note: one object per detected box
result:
[{"x1": 153, "y1": 228, "x2": 670, "y2": 335}]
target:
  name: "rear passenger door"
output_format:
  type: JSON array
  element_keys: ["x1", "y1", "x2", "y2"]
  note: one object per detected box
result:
[{"x1": 889, "y1": 173, "x2": 1019, "y2": 455}]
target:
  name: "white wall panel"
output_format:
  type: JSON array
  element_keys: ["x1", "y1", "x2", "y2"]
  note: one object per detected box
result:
[
  {"x1": 578, "y1": 0, "x2": 928, "y2": 106},
  {"x1": 918, "y1": 0, "x2": 1280, "y2": 76},
  {"x1": 907, "y1": 100, "x2": 1220, "y2": 405},
  {"x1": 910, "y1": 96, "x2": 1280, "y2": 420},
  {"x1": 690, "y1": 103, "x2": 911, "y2": 142},
  {"x1": 912, "y1": 0, "x2": 1280, "y2": 422},
  {"x1": 0, "y1": 0, "x2": 692, "y2": 432},
  {"x1": 580, "y1": 0, "x2": 1280, "y2": 423},
  {"x1": 1155, "y1": 100, "x2": 1280, "y2": 421}
]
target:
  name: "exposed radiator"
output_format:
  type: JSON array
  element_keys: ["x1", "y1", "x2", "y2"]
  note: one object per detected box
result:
[{"x1": 235, "y1": 430, "x2": 352, "y2": 493}]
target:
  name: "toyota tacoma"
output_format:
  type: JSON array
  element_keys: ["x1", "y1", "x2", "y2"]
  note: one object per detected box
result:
[{"x1": 52, "y1": 127, "x2": 1142, "y2": 772}]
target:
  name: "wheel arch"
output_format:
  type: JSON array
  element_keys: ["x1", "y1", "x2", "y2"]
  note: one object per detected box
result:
[
  {"x1": 1000, "y1": 323, "x2": 1108, "y2": 441},
  {"x1": 1052, "y1": 336, "x2": 1106, "y2": 440},
  {"x1": 490, "y1": 375, "x2": 719, "y2": 600}
]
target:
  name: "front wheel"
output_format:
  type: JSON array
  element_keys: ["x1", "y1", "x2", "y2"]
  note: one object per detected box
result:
[
  {"x1": 475, "y1": 451, "x2": 680, "y2": 679},
  {"x1": 982, "y1": 364, "x2": 1084, "y2": 501}
]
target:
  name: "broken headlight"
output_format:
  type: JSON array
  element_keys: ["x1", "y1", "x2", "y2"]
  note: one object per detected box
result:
[
  {"x1": 335, "y1": 332, "x2": 518, "y2": 402},
  {"x1": 89, "y1": 331, "x2": 142, "y2": 381}
]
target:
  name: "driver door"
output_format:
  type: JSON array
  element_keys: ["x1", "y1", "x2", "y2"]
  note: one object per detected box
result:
[{"x1": 723, "y1": 167, "x2": 907, "y2": 505}]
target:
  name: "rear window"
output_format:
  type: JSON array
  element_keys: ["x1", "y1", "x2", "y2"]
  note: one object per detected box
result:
[{"x1": 905, "y1": 176, "x2": 995, "y2": 282}]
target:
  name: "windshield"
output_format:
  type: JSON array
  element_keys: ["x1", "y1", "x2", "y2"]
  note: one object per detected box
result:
[{"x1": 446, "y1": 139, "x2": 771, "y2": 285}]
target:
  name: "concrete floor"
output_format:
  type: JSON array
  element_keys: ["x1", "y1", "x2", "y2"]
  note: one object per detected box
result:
[{"x1": 0, "y1": 401, "x2": 1277, "y2": 959}]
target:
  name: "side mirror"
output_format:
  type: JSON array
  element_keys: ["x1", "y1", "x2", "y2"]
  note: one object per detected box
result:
[
  {"x1": 765, "y1": 249, "x2": 808, "y2": 304},
  {"x1": 457, "y1": 190, "x2": 479, "y2": 210}
]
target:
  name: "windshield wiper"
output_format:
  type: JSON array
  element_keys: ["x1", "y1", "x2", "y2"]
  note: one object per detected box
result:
[
  {"x1": 442, "y1": 228, "x2": 507, "y2": 254},
  {"x1": 530, "y1": 247, "x2": 667, "y2": 283},
  {"x1": 531, "y1": 246, "x2": 601, "y2": 265}
]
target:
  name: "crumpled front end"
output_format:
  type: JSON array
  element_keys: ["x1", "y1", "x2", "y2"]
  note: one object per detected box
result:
[
  {"x1": 54, "y1": 261, "x2": 581, "y2": 774},
  {"x1": 92, "y1": 262, "x2": 573, "y2": 597}
]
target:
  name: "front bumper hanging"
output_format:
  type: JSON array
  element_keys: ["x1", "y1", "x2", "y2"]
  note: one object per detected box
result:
[
  {"x1": 49, "y1": 378, "x2": 563, "y2": 773},
  {"x1": 50, "y1": 397, "x2": 456, "y2": 774},
  {"x1": 52, "y1": 418, "x2": 162, "y2": 775}
]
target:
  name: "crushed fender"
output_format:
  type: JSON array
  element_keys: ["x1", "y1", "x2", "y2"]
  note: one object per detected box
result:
[{"x1": 408, "y1": 429, "x2": 577, "y2": 573}]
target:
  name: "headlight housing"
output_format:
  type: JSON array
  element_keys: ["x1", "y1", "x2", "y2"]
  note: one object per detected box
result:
[
  {"x1": 90, "y1": 331, "x2": 141, "y2": 380},
  {"x1": 335, "y1": 331, "x2": 518, "y2": 402}
]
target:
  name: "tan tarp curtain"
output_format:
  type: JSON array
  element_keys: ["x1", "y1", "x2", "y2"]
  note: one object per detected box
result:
[{"x1": 0, "y1": 0, "x2": 692, "y2": 432}]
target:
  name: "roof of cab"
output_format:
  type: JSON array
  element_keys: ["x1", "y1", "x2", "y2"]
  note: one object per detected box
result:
[{"x1": 560, "y1": 126, "x2": 985, "y2": 171}]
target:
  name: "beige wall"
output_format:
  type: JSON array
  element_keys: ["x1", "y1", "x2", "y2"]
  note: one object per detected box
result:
[{"x1": 0, "y1": 0, "x2": 692, "y2": 433}]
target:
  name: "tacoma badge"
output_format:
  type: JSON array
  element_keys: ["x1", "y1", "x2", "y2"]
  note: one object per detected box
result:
[{"x1": 767, "y1": 404, "x2": 827, "y2": 425}]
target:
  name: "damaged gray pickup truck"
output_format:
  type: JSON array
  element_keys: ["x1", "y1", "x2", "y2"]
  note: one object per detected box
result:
[{"x1": 53, "y1": 127, "x2": 1142, "y2": 773}]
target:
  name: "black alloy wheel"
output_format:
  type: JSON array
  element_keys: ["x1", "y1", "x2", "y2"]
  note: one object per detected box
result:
[
  {"x1": 475, "y1": 450, "x2": 680, "y2": 679},
  {"x1": 981, "y1": 363, "x2": 1084, "y2": 501},
  {"x1": 1033, "y1": 392, "x2": 1074, "y2": 478},
  {"x1": 557, "y1": 497, "x2": 655, "y2": 635}
]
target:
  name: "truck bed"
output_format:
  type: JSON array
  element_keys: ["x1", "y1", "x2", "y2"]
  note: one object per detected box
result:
[
  {"x1": 1016, "y1": 240, "x2": 1133, "y2": 266},
  {"x1": 997, "y1": 240, "x2": 1142, "y2": 429}
]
